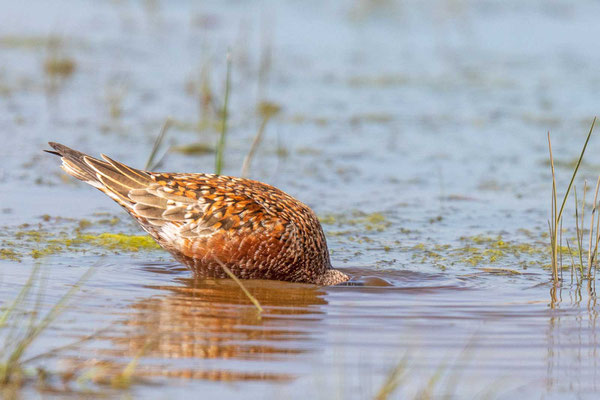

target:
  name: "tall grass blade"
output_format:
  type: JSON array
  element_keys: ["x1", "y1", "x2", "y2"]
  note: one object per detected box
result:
[
  {"x1": 145, "y1": 117, "x2": 172, "y2": 171},
  {"x1": 374, "y1": 355, "x2": 408, "y2": 400},
  {"x1": 212, "y1": 256, "x2": 263, "y2": 313},
  {"x1": 547, "y1": 117, "x2": 596, "y2": 284},
  {"x1": 5, "y1": 267, "x2": 94, "y2": 369},
  {"x1": 588, "y1": 176, "x2": 600, "y2": 280},
  {"x1": 548, "y1": 132, "x2": 558, "y2": 283},
  {"x1": 566, "y1": 239, "x2": 577, "y2": 285},
  {"x1": 0, "y1": 266, "x2": 40, "y2": 330},
  {"x1": 556, "y1": 117, "x2": 595, "y2": 225},
  {"x1": 215, "y1": 51, "x2": 232, "y2": 175},
  {"x1": 241, "y1": 102, "x2": 281, "y2": 178}
]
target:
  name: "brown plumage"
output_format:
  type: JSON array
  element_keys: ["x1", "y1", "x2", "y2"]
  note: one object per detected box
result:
[{"x1": 46, "y1": 142, "x2": 349, "y2": 285}]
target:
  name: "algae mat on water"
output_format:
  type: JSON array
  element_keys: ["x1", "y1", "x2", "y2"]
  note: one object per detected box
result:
[{"x1": 0, "y1": 215, "x2": 161, "y2": 262}]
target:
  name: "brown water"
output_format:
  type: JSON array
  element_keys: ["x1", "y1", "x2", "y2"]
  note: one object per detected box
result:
[{"x1": 2, "y1": 0, "x2": 600, "y2": 398}]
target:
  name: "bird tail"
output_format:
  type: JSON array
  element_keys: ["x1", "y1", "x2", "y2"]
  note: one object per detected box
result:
[{"x1": 46, "y1": 142, "x2": 153, "y2": 208}]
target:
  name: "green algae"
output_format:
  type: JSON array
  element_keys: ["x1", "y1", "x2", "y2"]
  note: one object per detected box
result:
[
  {"x1": 77, "y1": 219, "x2": 93, "y2": 230},
  {"x1": 0, "y1": 249, "x2": 21, "y2": 261},
  {"x1": 97, "y1": 217, "x2": 120, "y2": 226},
  {"x1": 319, "y1": 211, "x2": 391, "y2": 232},
  {"x1": 0, "y1": 215, "x2": 162, "y2": 262},
  {"x1": 79, "y1": 233, "x2": 160, "y2": 252},
  {"x1": 411, "y1": 235, "x2": 550, "y2": 271},
  {"x1": 31, "y1": 245, "x2": 63, "y2": 259}
]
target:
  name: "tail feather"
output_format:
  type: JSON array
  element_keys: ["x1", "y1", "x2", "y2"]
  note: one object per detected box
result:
[
  {"x1": 47, "y1": 142, "x2": 103, "y2": 185},
  {"x1": 46, "y1": 142, "x2": 152, "y2": 209},
  {"x1": 83, "y1": 156, "x2": 142, "y2": 194},
  {"x1": 101, "y1": 154, "x2": 152, "y2": 186}
]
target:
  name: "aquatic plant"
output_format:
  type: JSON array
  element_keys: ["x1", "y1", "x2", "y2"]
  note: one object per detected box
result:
[
  {"x1": 547, "y1": 118, "x2": 597, "y2": 285},
  {"x1": 212, "y1": 257, "x2": 263, "y2": 314},
  {"x1": 373, "y1": 355, "x2": 407, "y2": 400},
  {"x1": 171, "y1": 142, "x2": 214, "y2": 155},
  {"x1": 145, "y1": 118, "x2": 173, "y2": 171},
  {"x1": 0, "y1": 266, "x2": 91, "y2": 391},
  {"x1": 214, "y1": 51, "x2": 232, "y2": 175},
  {"x1": 43, "y1": 36, "x2": 76, "y2": 95},
  {"x1": 0, "y1": 215, "x2": 165, "y2": 262},
  {"x1": 241, "y1": 101, "x2": 282, "y2": 177},
  {"x1": 567, "y1": 177, "x2": 600, "y2": 293},
  {"x1": 371, "y1": 337, "x2": 497, "y2": 400}
]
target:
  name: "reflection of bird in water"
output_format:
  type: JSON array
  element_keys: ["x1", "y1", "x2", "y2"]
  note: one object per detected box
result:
[
  {"x1": 106, "y1": 276, "x2": 328, "y2": 381},
  {"x1": 46, "y1": 142, "x2": 349, "y2": 285}
]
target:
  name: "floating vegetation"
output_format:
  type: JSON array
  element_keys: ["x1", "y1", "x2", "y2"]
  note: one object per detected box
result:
[
  {"x1": 319, "y1": 211, "x2": 391, "y2": 232},
  {"x1": 0, "y1": 215, "x2": 161, "y2": 262},
  {"x1": 0, "y1": 249, "x2": 20, "y2": 262},
  {"x1": 412, "y1": 235, "x2": 548, "y2": 271},
  {"x1": 79, "y1": 233, "x2": 160, "y2": 252}
]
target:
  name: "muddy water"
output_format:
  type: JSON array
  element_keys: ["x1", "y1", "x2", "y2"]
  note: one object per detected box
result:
[{"x1": 2, "y1": 0, "x2": 600, "y2": 398}]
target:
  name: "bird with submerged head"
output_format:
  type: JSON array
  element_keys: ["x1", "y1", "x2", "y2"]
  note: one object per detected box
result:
[{"x1": 45, "y1": 142, "x2": 349, "y2": 285}]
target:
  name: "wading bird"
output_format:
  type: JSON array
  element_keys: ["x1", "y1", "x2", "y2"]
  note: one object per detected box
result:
[{"x1": 46, "y1": 143, "x2": 349, "y2": 285}]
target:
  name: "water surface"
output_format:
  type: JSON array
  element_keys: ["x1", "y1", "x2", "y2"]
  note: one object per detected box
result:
[{"x1": 2, "y1": 0, "x2": 600, "y2": 398}]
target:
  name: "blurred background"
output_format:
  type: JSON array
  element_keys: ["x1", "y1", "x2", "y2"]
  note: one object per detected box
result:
[{"x1": 1, "y1": 1, "x2": 600, "y2": 398}]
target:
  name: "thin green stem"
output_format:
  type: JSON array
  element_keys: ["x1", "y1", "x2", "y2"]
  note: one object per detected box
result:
[
  {"x1": 556, "y1": 117, "x2": 596, "y2": 225},
  {"x1": 145, "y1": 118, "x2": 172, "y2": 171},
  {"x1": 212, "y1": 256, "x2": 263, "y2": 313},
  {"x1": 215, "y1": 51, "x2": 232, "y2": 175}
]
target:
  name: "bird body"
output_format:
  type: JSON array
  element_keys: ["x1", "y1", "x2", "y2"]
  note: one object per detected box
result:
[{"x1": 46, "y1": 142, "x2": 349, "y2": 285}]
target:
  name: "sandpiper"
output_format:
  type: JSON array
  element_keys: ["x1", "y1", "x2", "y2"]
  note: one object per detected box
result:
[{"x1": 46, "y1": 142, "x2": 349, "y2": 285}]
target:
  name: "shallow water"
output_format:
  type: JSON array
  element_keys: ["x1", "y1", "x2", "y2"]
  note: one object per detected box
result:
[{"x1": 2, "y1": 0, "x2": 600, "y2": 398}]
